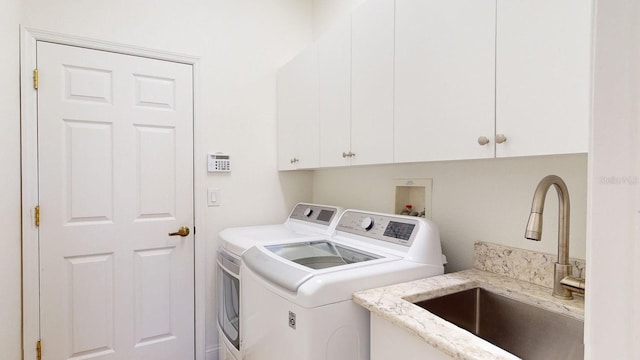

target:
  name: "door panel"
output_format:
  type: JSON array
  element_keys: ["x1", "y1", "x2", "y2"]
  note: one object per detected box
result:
[
  {"x1": 67, "y1": 254, "x2": 115, "y2": 358},
  {"x1": 351, "y1": 0, "x2": 394, "y2": 165},
  {"x1": 37, "y1": 41, "x2": 194, "y2": 360},
  {"x1": 318, "y1": 14, "x2": 351, "y2": 167},
  {"x1": 134, "y1": 247, "x2": 176, "y2": 345},
  {"x1": 65, "y1": 120, "x2": 114, "y2": 223},
  {"x1": 135, "y1": 126, "x2": 176, "y2": 219},
  {"x1": 64, "y1": 65, "x2": 113, "y2": 104},
  {"x1": 394, "y1": 0, "x2": 496, "y2": 162},
  {"x1": 276, "y1": 44, "x2": 320, "y2": 170},
  {"x1": 495, "y1": 0, "x2": 591, "y2": 157}
]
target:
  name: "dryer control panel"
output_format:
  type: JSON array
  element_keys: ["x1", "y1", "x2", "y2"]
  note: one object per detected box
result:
[{"x1": 336, "y1": 210, "x2": 419, "y2": 246}]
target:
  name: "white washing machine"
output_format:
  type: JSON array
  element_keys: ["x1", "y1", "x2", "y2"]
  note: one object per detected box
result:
[
  {"x1": 217, "y1": 203, "x2": 344, "y2": 360},
  {"x1": 240, "y1": 209, "x2": 445, "y2": 360}
]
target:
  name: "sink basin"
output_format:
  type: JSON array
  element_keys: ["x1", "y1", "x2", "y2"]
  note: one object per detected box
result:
[{"x1": 414, "y1": 287, "x2": 583, "y2": 359}]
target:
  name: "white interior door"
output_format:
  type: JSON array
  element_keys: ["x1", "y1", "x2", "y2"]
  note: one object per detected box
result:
[{"x1": 37, "y1": 41, "x2": 194, "y2": 360}]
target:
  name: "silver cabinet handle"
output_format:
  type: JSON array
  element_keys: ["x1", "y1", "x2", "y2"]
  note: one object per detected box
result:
[
  {"x1": 495, "y1": 134, "x2": 507, "y2": 144},
  {"x1": 478, "y1": 136, "x2": 490, "y2": 146}
]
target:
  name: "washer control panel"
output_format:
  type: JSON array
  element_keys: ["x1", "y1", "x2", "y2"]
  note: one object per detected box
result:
[
  {"x1": 289, "y1": 203, "x2": 340, "y2": 226},
  {"x1": 336, "y1": 211, "x2": 418, "y2": 246}
]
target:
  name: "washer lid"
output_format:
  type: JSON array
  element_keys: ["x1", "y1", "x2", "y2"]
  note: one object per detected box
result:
[
  {"x1": 243, "y1": 246, "x2": 313, "y2": 292},
  {"x1": 242, "y1": 241, "x2": 383, "y2": 292},
  {"x1": 266, "y1": 241, "x2": 381, "y2": 270}
]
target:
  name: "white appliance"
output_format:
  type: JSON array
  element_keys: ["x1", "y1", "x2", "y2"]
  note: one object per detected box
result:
[
  {"x1": 240, "y1": 210, "x2": 445, "y2": 360},
  {"x1": 217, "y1": 203, "x2": 344, "y2": 360}
]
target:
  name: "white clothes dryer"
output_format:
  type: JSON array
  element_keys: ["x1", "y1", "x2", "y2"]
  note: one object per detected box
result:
[
  {"x1": 240, "y1": 209, "x2": 445, "y2": 360},
  {"x1": 217, "y1": 203, "x2": 344, "y2": 360}
]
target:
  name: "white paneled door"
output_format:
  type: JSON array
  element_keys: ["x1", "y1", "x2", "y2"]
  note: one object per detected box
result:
[{"x1": 37, "y1": 42, "x2": 194, "y2": 360}]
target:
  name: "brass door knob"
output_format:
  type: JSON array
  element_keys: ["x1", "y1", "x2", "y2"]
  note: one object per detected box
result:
[{"x1": 168, "y1": 226, "x2": 190, "y2": 237}]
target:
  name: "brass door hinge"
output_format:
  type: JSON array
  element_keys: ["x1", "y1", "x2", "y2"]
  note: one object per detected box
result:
[
  {"x1": 33, "y1": 69, "x2": 39, "y2": 90},
  {"x1": 35, "y1": 206, "x2": 40, "y2": 227},
  {"x1": 36, "y1": 340, "x2": 42, "y2": 360}
]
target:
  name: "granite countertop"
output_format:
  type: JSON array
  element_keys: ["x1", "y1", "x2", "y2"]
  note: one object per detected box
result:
[{"x1": 352, "y1": 268, "x2": 585, "y2": 360}]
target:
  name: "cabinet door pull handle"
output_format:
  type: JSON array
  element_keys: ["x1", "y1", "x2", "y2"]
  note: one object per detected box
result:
[
  {"x1": 478, "y1": 136, "x2": 490, "y2": 146},
  {"x1": 495, "y1": 134, "x2": 507, "y2": 144}
]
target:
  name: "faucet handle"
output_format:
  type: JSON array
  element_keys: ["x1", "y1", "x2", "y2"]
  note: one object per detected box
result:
[{"x1": 561, "y1": 276, "x2": 585, "y2": 295}]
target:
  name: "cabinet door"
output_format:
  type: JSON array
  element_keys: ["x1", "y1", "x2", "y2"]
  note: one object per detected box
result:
[
  {"x1": 495, "y1": 0, "x2": 591, "y2": 157},
  {"x1": 371, "y1": 315, "x2": 452, "y2": 360},
  {"x1": 277, "y1": 44, "x2": 320, "y2": 170},
  {"x1": 319, "y1": 14, "x2": 352, "y2": 167},
  {"x1": 394, "y1": 0, "x2": 496, "y2": 163},
  {"x1": 351, "y1": 0, "x2": 395, "y2": 165}
]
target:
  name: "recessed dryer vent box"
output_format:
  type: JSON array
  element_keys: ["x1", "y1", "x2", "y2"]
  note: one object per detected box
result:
[{"x1": 393, "y1": 179, "x2": 432, "y2": 219}]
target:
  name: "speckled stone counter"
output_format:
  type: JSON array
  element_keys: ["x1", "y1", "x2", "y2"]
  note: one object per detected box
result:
[
  {"x1": 353, "y1": 243, "x2": 586, "y2": 360},
  {"x1": 474, "y1": 242, "x2": 586, "y2": 289}
]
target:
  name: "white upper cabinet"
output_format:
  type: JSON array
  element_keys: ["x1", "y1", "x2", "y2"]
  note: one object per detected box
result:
[
  {"x1": 350, "y1": 0, "x2": 395, "y2": 165},
  {"x1": 495, "y1": 0, "x2": 592, "y2": 157},
  {"x1": 277, "y1": 0, "x2": 592, "y2": 170},
  {"x1": 319, "y1": 14, "x2": 352, "y2": 167},
  {"x1": 277, "y1": 44, "x2": 320, "y2": 170},
  {"x1": 394, "y1": 0, "x2": 496, "y2": 163}
]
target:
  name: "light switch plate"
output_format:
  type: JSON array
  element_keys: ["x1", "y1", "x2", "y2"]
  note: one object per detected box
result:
[{"x1": 208, "y1": 188, "x2": 221, "y2": 207}]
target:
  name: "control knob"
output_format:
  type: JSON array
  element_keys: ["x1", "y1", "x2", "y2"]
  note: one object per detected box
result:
[
  {"x1": 303, "y1": 208, "x2": 313, "y2": 217},
  {"x1": 360, "y1": 217, "x2": 374, "y2": 231}
]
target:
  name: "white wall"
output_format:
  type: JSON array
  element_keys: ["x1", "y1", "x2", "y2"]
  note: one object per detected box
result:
[
  {"x1": 312, "y1": 0, "x2": 366, "y2": 39},
  {"x1": 20, "y1": 0, "x2": 314, "y2": 357},
  {"x1": 313, "y1": 155, "x2": 588, "y2": 272},
  {"x1": 587, "y1": 0, "x2": 640, "y2": 357},
  {"x1": 0, "y1": 0, "x2": 23, "y2": 357}
]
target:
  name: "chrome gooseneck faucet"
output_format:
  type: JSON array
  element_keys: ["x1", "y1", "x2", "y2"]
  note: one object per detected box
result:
[{"x1": 525, "y1": 175, "x2": 585, "y2": 299}]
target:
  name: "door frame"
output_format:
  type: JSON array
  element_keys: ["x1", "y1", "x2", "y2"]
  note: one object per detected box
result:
[{"x1": 20, "y1": 27, "x2": 206, "y2": 360}]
